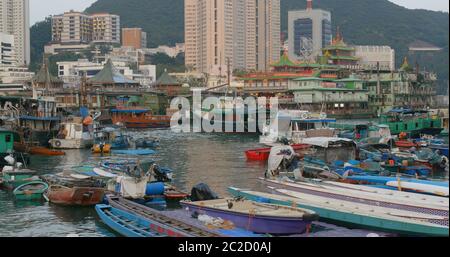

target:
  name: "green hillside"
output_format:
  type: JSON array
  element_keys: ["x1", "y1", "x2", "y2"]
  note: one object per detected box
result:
[{"x1": 30, "y1": 0, "x2": 449, "y2": 91}]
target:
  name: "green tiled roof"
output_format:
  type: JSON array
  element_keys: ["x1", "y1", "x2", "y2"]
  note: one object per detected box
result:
[
  {"x1": 154, "y1": 70, "x2": 181, "y2": 86},
  {"x1": 32, "y1": 62, "x2": 63, "y2": 84},
  {"x1": 323, "y1": 45, "x2": 355, "y2": 51},
  {"x1": 88, "y1": 59, "x2": 138, "y2": 85},
  {"x1": 293, "y1": 77, "x2": 324, "y2": 81},
  {"x1": 271, "y1": 52, "x2": 296, "y2": 67},
  {"x1": 329, "y1": 55, "x2": 359, "y2": 61}
]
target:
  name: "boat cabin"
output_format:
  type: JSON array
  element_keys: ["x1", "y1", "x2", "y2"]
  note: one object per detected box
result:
[{"x1": 302, "y1": 137, "x2": 356, "y2": 163}]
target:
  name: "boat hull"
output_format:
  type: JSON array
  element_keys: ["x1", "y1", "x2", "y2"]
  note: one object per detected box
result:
[
  {"x1": 29, "y1": 147, "x2": 65, "y2": 156},
  {"x1": 46, "y1": 186, "x2": 105, "y2": 206},
  {"x1": 180, "y1": 201, "x2": 314, "y2": 235},
  {"x1": 13, "y1": 181, "x2": 48, "y2": 200},
  {"x1": 245, "y1": 144, "x2": 310, "y2": 161},
  {"x1": 49, "y1": 139, "x2": 94, "y2": 149}
]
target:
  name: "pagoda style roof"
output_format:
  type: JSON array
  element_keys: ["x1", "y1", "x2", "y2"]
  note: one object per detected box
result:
[
  {"x1": 323, "y1": 26, "x2": 355, "y2": 52},
  {"x1": 271, "y1": 51, "x2": 296, "y2": 67},
  {"x1": 328, "y1": 55, "x2": 359, "y2": 61},
  {"x1": 88, "y1": 59, "x2": 138, "y2": 85},
  {"x1": 32, "y1": 62, "x2": 63, "y2": 85},
  {"x1": 153, "y1": 70, "x2": 182, "y2": 86},
  {"x1": 400, "y1": 56, "x2": 413, "y2": 72}
]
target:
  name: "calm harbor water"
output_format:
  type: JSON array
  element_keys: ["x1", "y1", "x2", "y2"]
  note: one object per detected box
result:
[{"x1": 0, "y1": 130, "x2": 267, "y2": 237}]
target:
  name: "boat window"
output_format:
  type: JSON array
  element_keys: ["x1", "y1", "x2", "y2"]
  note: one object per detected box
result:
[
  {"x1": 415, "y1": 123, "x2": 418, "y2": 128},
  {"x1": 404, "y1": 124, "x2": 408, "y2": 130},
  {"x1": 5, "y1": 134, "x2": 11, "y2": 142}
]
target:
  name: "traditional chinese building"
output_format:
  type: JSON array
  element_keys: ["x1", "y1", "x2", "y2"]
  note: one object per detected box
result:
[
  {"x1": 321, "y1": 28, "x2": 359, "y2": 67},
  {"x1": 151, "y1": 70, "x2": 186, "y2": 98}
]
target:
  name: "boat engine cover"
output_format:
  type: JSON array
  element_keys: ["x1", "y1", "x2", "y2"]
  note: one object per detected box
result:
[{"x1": 190, "y1": 183, "x2": 219, "y2": 201}]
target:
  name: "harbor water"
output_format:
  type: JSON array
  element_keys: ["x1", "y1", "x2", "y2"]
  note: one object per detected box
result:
[{"x1": 0, "y1": 130, "x2": 268, "y2": 237}]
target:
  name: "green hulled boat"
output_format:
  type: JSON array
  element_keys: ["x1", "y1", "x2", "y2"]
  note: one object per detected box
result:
[
  {"x1": 1, "y1": 169, "x2": 40, "y2": 190},
  {"x1": 380, "y1": 108, "x2": 442, "y2": 137},
  {"x1": 13, "y1": 181, "x2": 48, "y2": 200}
]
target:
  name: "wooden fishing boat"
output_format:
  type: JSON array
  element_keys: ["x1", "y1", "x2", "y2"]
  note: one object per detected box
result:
[
  {"x1": 106, "y1": 195, "x2": 265, "y2": 237},
  {"x1": 228, "y1": 187, "x2": 449, "y2": 237},
  {"x1": 245, "y1": 144, "x2": 310, "y2": 161},
  {"x1": 95, "y1": 204, "x2": 166, "y2": 237},
  {"x1": 29, "y1": 146, "x2": 65, "y2": 156},
  {"x1": 181, "y1": 198, "x2": 318, "y2": 234},
  {"x1": 45, "y1": 185, "x2": 105, "y2": 206},
  {"x1": 13, "y1": 181, "x2": 48, "y2": 200},
  {"x1": 261, "y1": 178, "x2": 448, "y2": 216}
]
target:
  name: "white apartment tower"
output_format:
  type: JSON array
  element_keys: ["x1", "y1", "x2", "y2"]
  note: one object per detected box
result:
[
  {"x1": 185, "y1": 0, "x2": 280, "y2": 75},
  {"x1": 0, "y1": 0, "x2": 30, "y2": 66}
]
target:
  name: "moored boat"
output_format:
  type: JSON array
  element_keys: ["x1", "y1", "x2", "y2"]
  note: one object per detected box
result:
[
  {"x1": 29, "y1": 146, "x2": 65, "y2": 156},
  {"x1": 180, "y1": 198, "x2": 318, "y2": 234},
  {"x1": 228, "y1": 187, "x2": 449, "y2": 237},
  {"x1": 245, "y1": 144, "x2": 310, "y2": 161},
  {"x1": 111, "y1": 108, "x2": 171, "y2": 129},
  {"x1": 45, "y1": 185, "x2": 105, "y2": 206},
  {"x1": 1, "y1": 169, "x2": 40, "y2": 190},
  {"x1": 13, "y1": 181, "x2": 48, "y2": 200},
  {"x1": 112, "y1": 149, "x2": 156, "y2": 156},
  {"x1": 95, "y1": 204, "x2": 167, "y2": 237}
]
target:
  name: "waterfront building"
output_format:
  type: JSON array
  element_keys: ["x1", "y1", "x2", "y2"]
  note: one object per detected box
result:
[
  {"x1": 44, "y1": 43, "x2": 92, "y2": 55},
  {"x1": 51, "y1": 11, "x2": 120, "y2": 45},
  {"x1": 122, "y1": 28, "x2": 147, "y2": 49},
  {"x1": 0, "y1": 0, "x2": 30, "y2": 66},
  {"x1": 288, "y1": 75, "x2": 371, "y2": 119},
  {"x1": 184, "y1": 0, "x2": 280, "y2": 75},
  {"x1": 32, "y1": 60, "x2": 64, "y2": 98},
  {"x1": 361, "y1": 57, "x2": 438, "y2": 116},
  {"x1": 288, "y1": 0, "x2": 332, "y2": 62}
]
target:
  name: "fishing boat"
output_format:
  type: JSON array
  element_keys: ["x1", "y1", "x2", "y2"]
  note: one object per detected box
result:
[
  {"x1": 260, "y1": 110, "x2": 337, "y2": 145},
  {"x1": 29, "y1": 146, "x2": 65, "y2": 156},
  {"x1": 45, "y1": 185, "x2": 105, "y2": 206},
  {"x1": 180, "y1": 198, "x2": 318, "y2": 234},
  {"x1": 95, "y1": 204, "x2": 167, "y2": 237},
  {"x1": 112, "y1": 149, "x2": 156, "y2": 156},
  {"x1": 49, "y1": 121, "x2": 94, "y2": 149},
  {"x1": 106, "y1": 195, "x2": 264, "y2": 237},
  {"x1": 380, "y1": 108, "x2": 443, "y2": 137},
  {"x1": 260, "y1": 178, "x2": 448, "y2": 216},
  {"x1": 111, "y1": 108, "x2": 171, "y2": 129},
  {"x1": 1, "y1": 129, "x2": 31, "y2": 168},
  {"x1": 228, "y1": 187, "x2": 449, "y2": 237},
  {"x1": 395, "y1": 140, "x2": 417, "y2": 148},
  {"x1": 13, "y1": 181, "x2": 48, "y2": 200},
  {"x1": 245, "y1": 144, "x2": 311, "y2": 161}
]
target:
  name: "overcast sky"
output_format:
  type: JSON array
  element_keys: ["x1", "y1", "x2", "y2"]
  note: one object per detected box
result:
[{"x1": 30, "y1": 0, "x2": 449, "y2": 25}]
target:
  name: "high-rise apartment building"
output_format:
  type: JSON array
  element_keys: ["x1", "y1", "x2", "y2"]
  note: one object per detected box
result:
[
  {"x1": 92, "y1": 13, "x2": 120, "y2": 44},
  {"x1": 122, "y1": 28, "x2": 147, "y2": 49},
  {"x1": 0, "y1": 32, "x2": 14, "y2": 66},
  {"x1": 52, "y1": 11, "x2": 120, "y2": 45},
  {"x1": 288, "y1": 0, "x2": 332, "y2": 62},
  {"x1": 0, "y1": 0, "x2": 30, "y2": 66},
  {"x1": 185, "y1": 0, "x2": 280, "y2": 75}
]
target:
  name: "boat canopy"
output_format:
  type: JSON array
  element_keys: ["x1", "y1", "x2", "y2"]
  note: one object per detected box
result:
[{"x1": 301, "y1": 137, "x2": 355, "y2": 148}]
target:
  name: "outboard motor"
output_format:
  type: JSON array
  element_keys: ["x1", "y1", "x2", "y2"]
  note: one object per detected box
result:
[
  {"x1": 149, "y1": 164, "x2": 173, "y2": 182},
  {"x1": 190, "y1": 183, "x2": 219, "y2": 202}
]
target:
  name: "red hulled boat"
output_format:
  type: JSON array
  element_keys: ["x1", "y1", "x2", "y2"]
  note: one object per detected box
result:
[
  {"x1": 245, "y1": 144, "x2": 311, "y2": 161},
  {"x1": 45, "y1": 185, "x2": 105, "y2": 206},
  {"x1": 111, "y1": 108, "x2": 171, "y2": 129}
]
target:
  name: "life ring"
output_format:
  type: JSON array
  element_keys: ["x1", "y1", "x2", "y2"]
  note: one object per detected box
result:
[
  {"x1": 320, "y1": 113, "x2": 327, "y2": 119},
  {"x1": 54, "y1": 140, "x2": 62, "y2": 147},
  {"x1": 301, "y1": 113, "x2": 309, "y2": 120}
]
